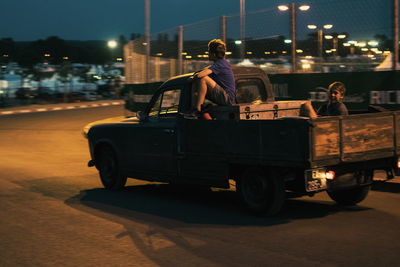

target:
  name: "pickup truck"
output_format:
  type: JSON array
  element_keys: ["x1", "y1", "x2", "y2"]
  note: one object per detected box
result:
[{"x1": 83, "y1": 66, "x2": 399, "y2": 216}]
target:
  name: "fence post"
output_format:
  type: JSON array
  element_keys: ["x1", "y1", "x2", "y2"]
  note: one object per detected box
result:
[
  {"x1": 290, "y1": 2, "x2": 297, "y2": 73},
  {"x1": 393, "y1": 0, "x2": 399, "y2": 70},
  {"x1": 178, "y1": 25, "x2": 184, "y2": 75},
  {"x1": 240, "y1": 0, "x2": 246, "y2": 60},
  {"x1": 144, "y1": 0, "x2": 151, "y2": 83},
  {"x1": 317, "y1": 29, "x2": 323, "y2": 59},
  {"x1": 220, "y1": 15, "x2": 227, "y2": 45},
  {"x1": 155, "y1": 56, "x2": 160, "y2": 81},
  {"x1": 170, "y1": 58, "x2": 176, "y2": 77}
]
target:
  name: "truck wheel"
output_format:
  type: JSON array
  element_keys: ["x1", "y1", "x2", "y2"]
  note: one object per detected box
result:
[
  {"x1": 327, "y1": 185, "x2": 370, "y2": 206},
  {"x1": 237, "y1": 168, "x2": 285, "y2": 216},
  {"x1": 97, "y1": 146, "x2": 127, "y2": 190}
]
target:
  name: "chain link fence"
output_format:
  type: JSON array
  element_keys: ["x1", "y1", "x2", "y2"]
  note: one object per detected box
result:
[{"x1": 124, "y1": 0, "x2": 396, "y2": 84}]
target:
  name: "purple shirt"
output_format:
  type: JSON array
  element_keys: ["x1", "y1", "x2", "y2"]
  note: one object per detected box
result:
[{"x1": 209, "y1": 59, "x2": 236, "y2": 104}]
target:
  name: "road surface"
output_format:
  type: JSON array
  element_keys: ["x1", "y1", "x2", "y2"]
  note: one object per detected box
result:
[{"x1": 0, "y1": 105, "x2": 399, "y2": 266}]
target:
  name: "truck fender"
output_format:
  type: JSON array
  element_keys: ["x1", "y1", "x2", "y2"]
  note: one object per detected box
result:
[{"x1": 92, "y1": 139, "x2": 120, "y2": 170}]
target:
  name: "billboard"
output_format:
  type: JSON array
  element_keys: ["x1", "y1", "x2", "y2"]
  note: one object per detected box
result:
[{"x1": 269, "y1": 71, "x2": 400, "y2": 111}]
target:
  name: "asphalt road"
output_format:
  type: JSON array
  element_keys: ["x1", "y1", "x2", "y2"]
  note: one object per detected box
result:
[{"x1": 0, "y1": 105, "x2": 400, "y2": 267}]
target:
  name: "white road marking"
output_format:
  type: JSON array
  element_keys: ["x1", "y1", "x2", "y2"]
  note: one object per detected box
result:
[{"x1": 0, "y1": 101, "x2": 124, "y2": 116}]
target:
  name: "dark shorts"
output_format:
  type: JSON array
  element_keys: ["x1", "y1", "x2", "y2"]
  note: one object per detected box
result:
[{"x1": 206, "y1": 83, "x2": 232, "y2": 106}]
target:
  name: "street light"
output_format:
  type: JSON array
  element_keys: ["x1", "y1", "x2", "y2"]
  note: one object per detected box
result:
[
  {"x1": 107, "y1": 40, "x2": 117, "y2": 49},
  {"x1": 325, "y1": 33, "x2": 346, "y2": 56},
  {"x1": 107, "y1": 40, "x2": 118, "y2": 63},
  {"x1": 306, "y1": 24, "x2": 334, "y2": 58},
  {"x1": 298, "y1": 5, "x2": 310, "y2": 11},
  {"x1": 278, "y1": 3, "x2": 310, "y2": 73},
  {"x1": 368, "y1": 40, "x2": 379, "y2": 47},
  {"x1": 278, "y1": 5, "x2": 289, "y2": 11}
]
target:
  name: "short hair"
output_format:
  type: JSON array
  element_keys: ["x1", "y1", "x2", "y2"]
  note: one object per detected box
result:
[
  {"x1": 328, "y1": 81, "x2": 346, "y2": 95},
  {"x1": 208, "y1": 39, "x2": 226, "y2": 59}
]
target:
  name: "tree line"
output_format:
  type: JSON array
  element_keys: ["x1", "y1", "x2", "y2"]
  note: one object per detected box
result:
[
  {"x1": 0, "y1": 33, "x2": 393, "y2": 68},
  {"x1": 0, "y1": 35, "x2": 132, "y2": 67}
]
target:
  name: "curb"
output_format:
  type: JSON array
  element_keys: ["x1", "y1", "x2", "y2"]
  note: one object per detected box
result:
[{"x1": 0, "y1": 100, "x2": 125, "y2": 116}]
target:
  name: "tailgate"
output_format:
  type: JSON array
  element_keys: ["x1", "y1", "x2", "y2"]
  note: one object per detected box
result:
[{"x1": 310, "y1": 111, "x2": 399, "y2": 166}]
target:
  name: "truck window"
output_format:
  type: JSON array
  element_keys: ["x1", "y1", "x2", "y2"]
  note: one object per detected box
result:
[
  {"x1": 149, "y1": 88, "x2": 181, "y2": 117},
  {"x1": 236, "y1": 78, "x2": 267, "y2": 104}
]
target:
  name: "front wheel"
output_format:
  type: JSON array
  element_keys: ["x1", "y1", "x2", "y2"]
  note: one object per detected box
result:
[
  {"x1": 327, "y1": 185, "x2": 370, "y2": 206},
  {"x1": 96, "y1": 146, "x2": 127, "y2": 190},
  {"x1": 237, "y1": 167, "x2": 285, "y2": 216}
]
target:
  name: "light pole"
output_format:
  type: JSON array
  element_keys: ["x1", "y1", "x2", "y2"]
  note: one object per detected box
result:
[
  {"x1": 324, "y1": 33, "x2": 347, "y2": 57},
  {"x1": 107, "y1": 40, "x2": 118, "y2": 98},
  {"x1": 307, "y1": 24, "x2": 333, "y2": 58},
  {"x1": 107, "y1": 40, "x2": 118, "y2": 62},
  {"x1": 393, "y1": 0, "x2": 398, "y2": 70},
  {"x1": 240, "y1": 0, "x2": 245, "y2": 61},
  {"x1": 144, "y1": 0, "x2": 151, "y2": 83},
  {"x1": 278, "y1": 3, "x2": 310, "y2": 73}
]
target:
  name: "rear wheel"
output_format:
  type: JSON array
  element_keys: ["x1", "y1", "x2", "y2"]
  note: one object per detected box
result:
[
  {"x1": 327, "y1": 185, "x2": 370, "y2": 206},
  {"x1": 237, "y1": 167, "x2": 285, "y2": 216},
  {"x1": 97, "y1": 145, "x2": 127, "y2": 190}
]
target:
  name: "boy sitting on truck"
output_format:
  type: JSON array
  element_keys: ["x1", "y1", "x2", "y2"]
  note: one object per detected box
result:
[
  {"x1": 304, "y1": 81, "x2": 349, "y2": 118},
  {"x1": 187, "y1": 39, "x2": 236, "y2": 118}
]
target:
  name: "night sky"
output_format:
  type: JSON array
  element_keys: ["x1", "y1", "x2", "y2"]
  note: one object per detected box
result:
[{"x1": 1, "y1": 0, "x2": 391, "y2": 41}]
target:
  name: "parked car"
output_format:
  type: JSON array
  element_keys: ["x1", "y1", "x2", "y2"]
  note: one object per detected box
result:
[
  {"x1": 64, "y1": 91, "x2": 99, "y2": 102},
  {"x1": 67, "y1": 92, "x2": 86, "y2": 102},
  {"x1": 82, "y1": 91, "x2": 100, "y2": 101},
  {"x1": 15, "y1": 87, "x2": 37, "y2": 100},
  {"x1": 35, "y1": 87, "x2": 56, "y2": 102}
]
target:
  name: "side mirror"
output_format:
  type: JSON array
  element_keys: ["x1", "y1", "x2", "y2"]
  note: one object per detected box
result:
[{"x1": 136, "y1": 111, "x2": 148, "y2": 122}]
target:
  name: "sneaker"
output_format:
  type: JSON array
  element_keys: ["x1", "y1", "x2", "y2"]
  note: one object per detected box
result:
[
  {"x1": 201, "y1": 112, "x2": 213, "y2": 120},
  {"x1": 182, "y1": 109, "x2": 201, "y2": 119}
]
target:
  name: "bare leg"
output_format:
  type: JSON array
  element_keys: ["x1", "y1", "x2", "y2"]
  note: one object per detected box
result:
[
  {"x1": 195, "y1": 76, "x2": 217, "y2": 111},
  {"x1": 191, "y1": 81, "x2": 199, "y2": 110}
]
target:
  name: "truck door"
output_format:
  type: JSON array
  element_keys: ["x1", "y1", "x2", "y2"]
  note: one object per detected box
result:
[
  {"x1": 127, "y1": 87, "x2": 182, "y2": 181},
  {"x1": 177, "y1": 119, "x2": 232, "y2": 186}
]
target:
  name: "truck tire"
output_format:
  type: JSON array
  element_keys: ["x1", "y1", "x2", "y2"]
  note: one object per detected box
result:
[
  {"x1": 237, "y1": 167, "x2": 285, "y2": 216},
  {"x1": 327, "y1": 185, "x2": 370, "y2": 206},
  {"x1": 97, "y1": 145, "x2": 127, "y2": 190}
]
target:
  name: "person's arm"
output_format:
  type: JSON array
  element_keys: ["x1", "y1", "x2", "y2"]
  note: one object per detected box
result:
[
  {"x1": 195, "y1": 68, "x2": 212, "y2": 78},
  {"x1": 303, "y1": 101, "x2": 318, "y2": 118}
]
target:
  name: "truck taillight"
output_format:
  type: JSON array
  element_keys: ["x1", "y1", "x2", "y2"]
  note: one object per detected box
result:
[
  {"x1": 325, "y1": 171, "x2": 335, "y2": 180},
  {"x1": 397, "y1": 158, "x2": 400, "y2": 169}
]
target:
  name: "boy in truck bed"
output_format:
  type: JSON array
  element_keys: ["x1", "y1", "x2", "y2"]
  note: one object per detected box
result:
[{"x1": 305, "y1": 81, "x2": 349, "y2": 118}]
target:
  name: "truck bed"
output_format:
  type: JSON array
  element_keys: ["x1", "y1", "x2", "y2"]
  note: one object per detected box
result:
[
  {"x1": 179, "y1": 111, "x2": 400, "y2": 169},
  {"x1": 310, "y1": 110, "x2": 399, "y2": 167}
]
